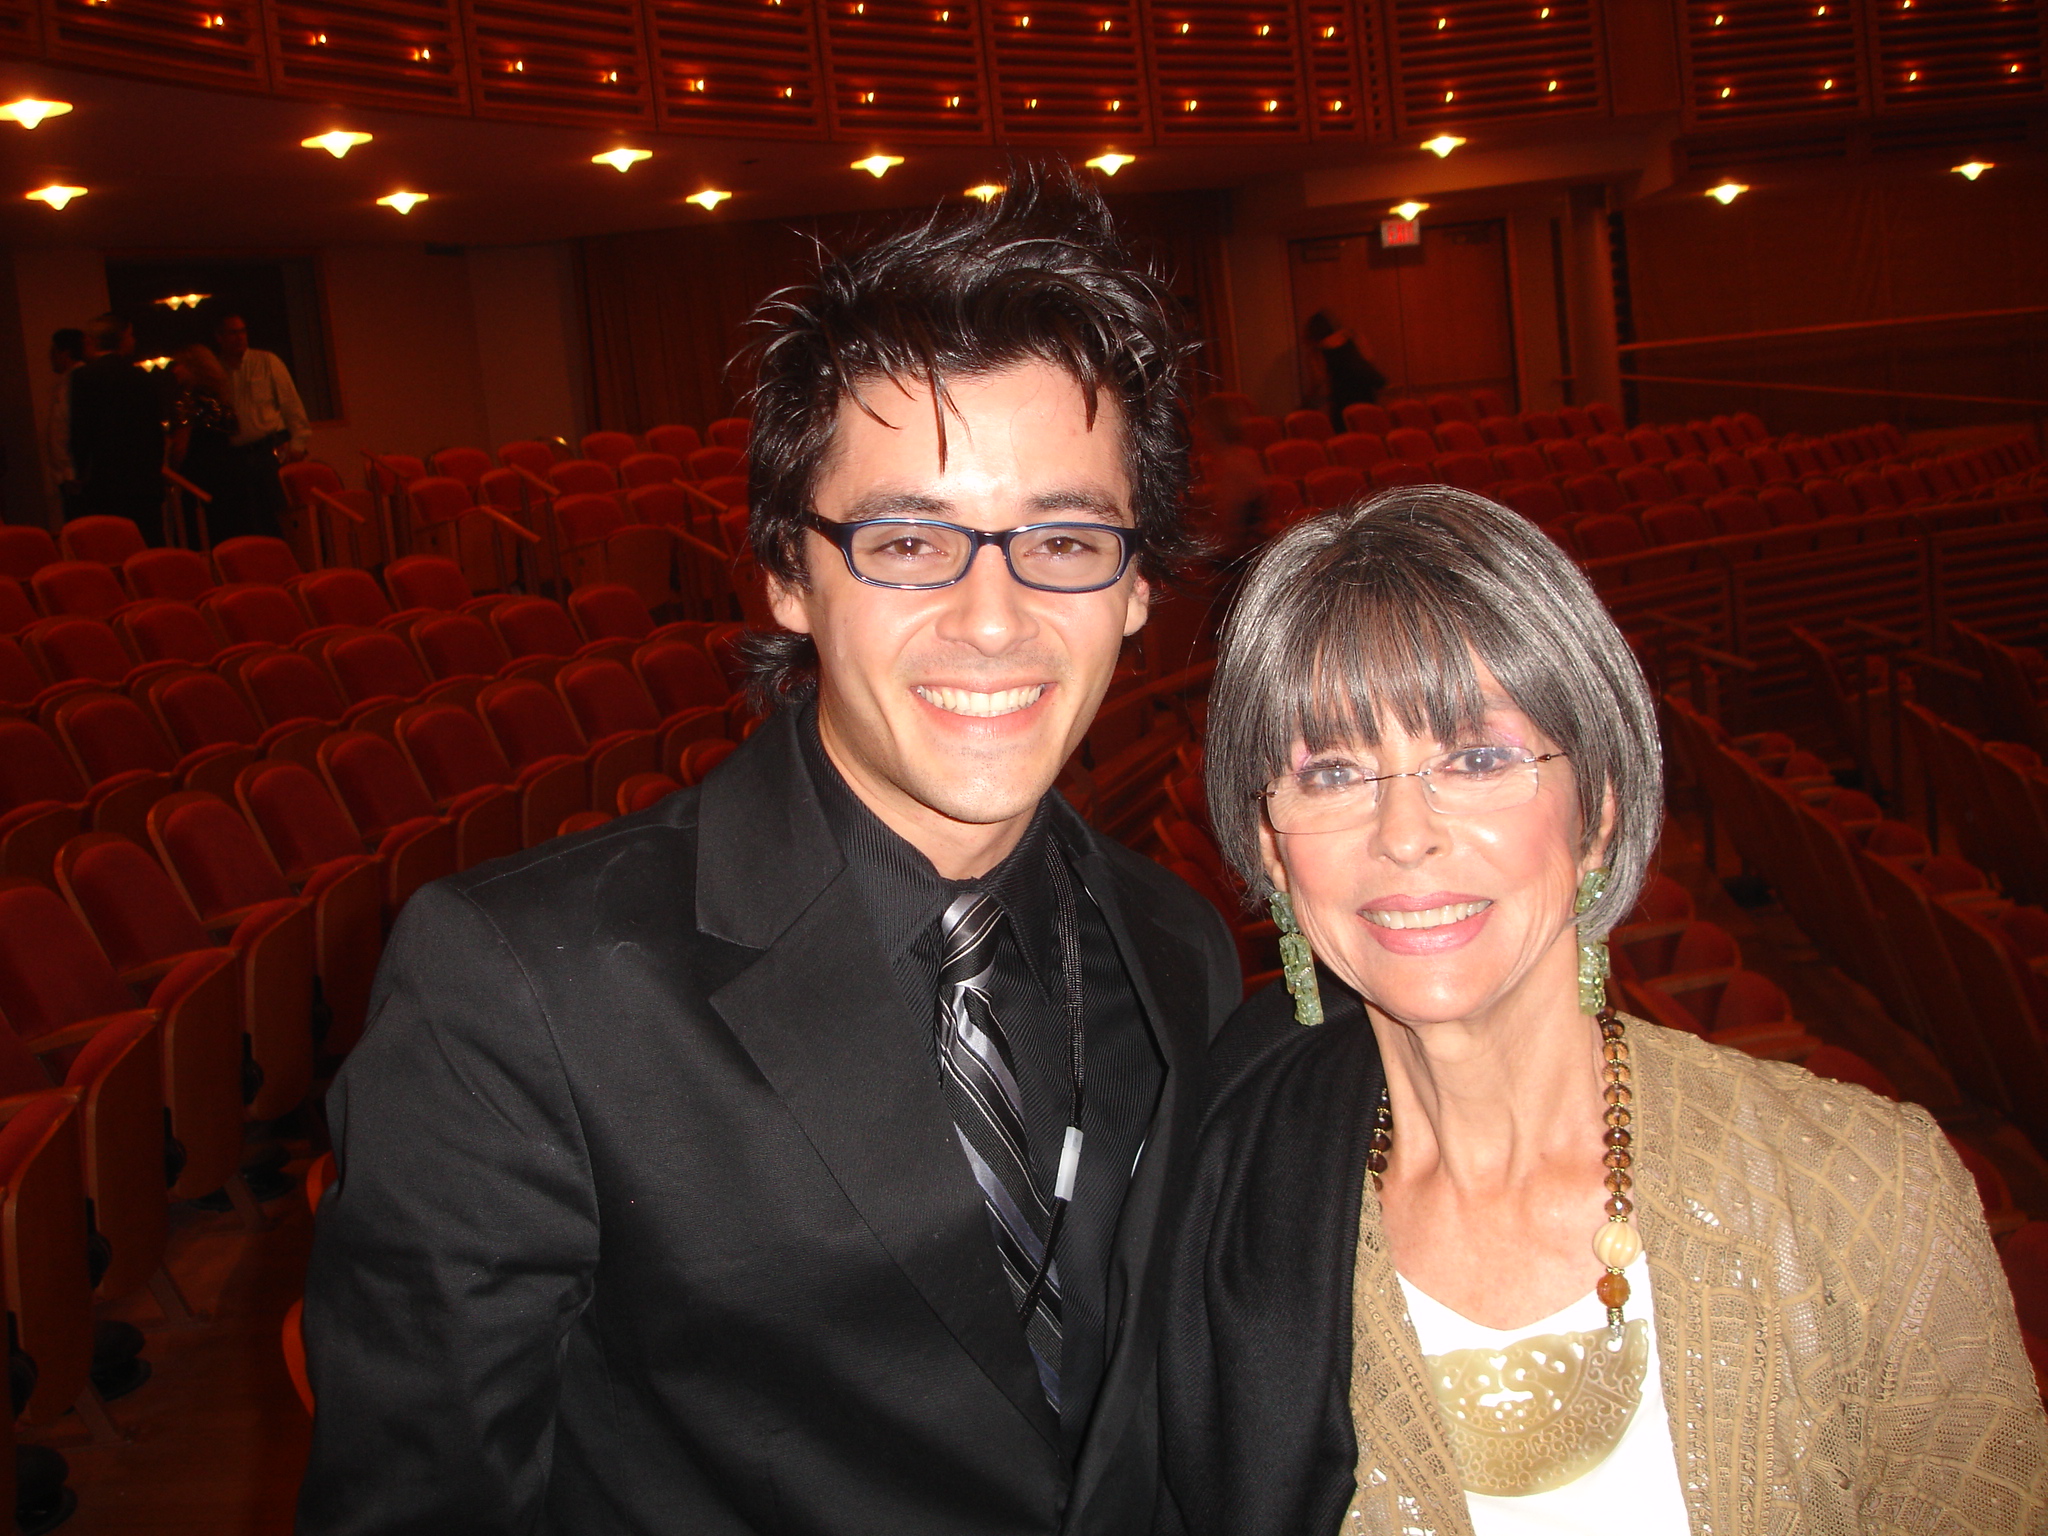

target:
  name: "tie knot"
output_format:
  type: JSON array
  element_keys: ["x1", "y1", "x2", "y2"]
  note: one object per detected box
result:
[{"x1": 939, "y1": 891, "x2": 1004, "y2": 990}]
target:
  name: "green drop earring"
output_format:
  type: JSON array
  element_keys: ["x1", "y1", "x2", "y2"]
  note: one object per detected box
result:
[
  {"x1": 1268, "y1": 890, "x2": 1324, "y2": 1027},
  {"x1": 1575, "y1": 867, "x2": 1611, "y2": 1014}
]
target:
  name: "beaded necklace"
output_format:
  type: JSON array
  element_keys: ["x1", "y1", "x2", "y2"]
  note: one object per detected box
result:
[{"x1": 1368, "y1": 1007, "x2": 1649, "y2": 1498}]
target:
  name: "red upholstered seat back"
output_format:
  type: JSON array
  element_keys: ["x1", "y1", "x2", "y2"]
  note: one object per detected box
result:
[
  {"x1": 54, "y1": 831, "x2": 214, "y2": 970},
  {"x1": 493, "y1": 598, "x2": 582, "y2": 660},
  {"x1": 149, "y1": 793, "x2": 293, "y2": 916},
  {"x1": 300, "y1": 569, "x2": 393, "y2": 628},
  {"x1": 636, "y1": 642, "x2": 729, "y2": 714},
  {"x1": 549, "y1": 459, "x2": 617, "y2": 497},
  {"x1": 241, "y1": 760, "x2": 364, "y2": 876},
  {"x1": 207, "y1": 584, "x2": 308, "y2": 646},
  {"x1": 645, "y1": 424, "x2": 701, "y2": 460},
  {"x1": 32, "y1": 560, "x2": 128, "y2": 620},
  {"x1": 55, "y1": 692, "x2": 178, "y2": 778},
  {"x1": 558, "y1": 659, "x2": 660, "y2": 738},
  {"x1": 383, "y1": 555, "x2": 472, "y2": 612},
  {"x1": 58, "y1": 516, "x2": 146, "y2": 567},
  {"x1": 581, "y1": 431, "x2": 638, "y2": 468},
  {"x1": 326, "y1": 629, "x2": 429, "y2": 704},
  {"x1": 479, "y1": 680, "x2": 586, "y2": 767},
  {"x1": 319, "y1": 732, "x2": 435, "y2": 840},
  {"x1": 0, "y1": 525, "x2": 60, "y2": 581},
  {"x1": 28, "y1": 616, "x2": 133, "y2": 684},
  {"x1": 619, "y1": 452, "x2": 684, "y2": 489},
  {"x1": 124, "y1": 601, "x2": 221, "y2": 665},
  {"x1": 430, "y1": 447, "x2": 494, "y2": 489},
  {"x1": 213, "y1": 536, "x2": 302, "y2": 586},
  {"x1": 152, "y1": 669, "x2": 262, "y2": 750},
  {"x1": 568, "y1": 585, "x2": 654, "y2": 641},
  {"x1": 397, "y1": 705, "x2": 513, "y2": 797},
  {"x1": 0, "y1": 882, "x2": 135, "y2": 1036},
  {"x1": 243, "y1": 650, "x2": 347, "y2": 726},
  {"x1": 0, "y1": 721, "x2": 86, "y2": 808}
]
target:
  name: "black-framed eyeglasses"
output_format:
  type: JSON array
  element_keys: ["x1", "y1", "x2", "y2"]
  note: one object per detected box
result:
[
  {"x1": 1258, "y1": 747, "x2": 1570, "y2": 834},
  {"x1": 803, "y1": 512, "x2": 1140, "y2": 593}
]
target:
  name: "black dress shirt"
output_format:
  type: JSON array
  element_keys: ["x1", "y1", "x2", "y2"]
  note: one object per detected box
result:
[{"x1": 801, "y1": 709, "x2": 1163, "y2": 1455}]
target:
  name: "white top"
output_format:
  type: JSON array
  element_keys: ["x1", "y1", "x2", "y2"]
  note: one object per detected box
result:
[
  {"x1": 227, "y1": 347, "x2": 311, "y2": 451},
  {"x1": 1396, "y1": 1254, "x2": 1690, "y2": 1536}
]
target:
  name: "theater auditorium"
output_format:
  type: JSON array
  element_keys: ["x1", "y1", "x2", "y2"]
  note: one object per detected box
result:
[{"x1": 0, "y1": 0, "x2": 2044, "y2": 1529}]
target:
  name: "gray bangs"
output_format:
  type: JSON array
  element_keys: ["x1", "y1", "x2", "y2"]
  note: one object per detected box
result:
[{"x1": 1205, "y1": 487, "x2": 1663, "y2": 940}]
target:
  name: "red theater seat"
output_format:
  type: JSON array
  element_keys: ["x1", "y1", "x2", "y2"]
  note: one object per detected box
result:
[
  {"x1": 645, "y1": 424, "x2": 701, "y2": 460},
  {"x1": 205, "y1": 584, "x2": 310, "y2": 648},
  {"x1": 299, "y1": 569, "x2": 394, "y2": 630},
  {"x1": 429, "y1": 446, "x2": 494, "y2": 489},
  {"x1": 212, "y1": 536, "x2": 302, "y2": 588},
  {"x1": 1433, "y1": 420, "x2": 1486, "y2": 454},
  {"x1": 397, "y1": 702, "x2": 585, "y2": 849},
  {"x1": 120, "y1": 600, "x2": 223, "y2": 666},
  {"x1": 58, "y1": 516, "x2": 146, "y2": 568},
  {"x1": 619, "y1": 452, "x2": 685, "y2": 489},
  {"x1": 32, "y1": 560, "x2": 132, "y2": 621},
  {"x1": 581, "y1": 431, "x2": 638, "y2": 468},
  {"x1": 1540, "y1": 438, "x2": 1597, "y2": 477},
  {"x1": 497, "y1": 440, "x2": 555, "y2": 479},
  {"x1": 1263, "y1": 439, "x2": 1327, "y2": 478},
  {"x1": 1341, "y1": 402, "x2": 1391, "y2": 436},
  {"x1": 0, "y1": 525, "x2": 60, "y2": 581},
  {"x1": 706, "y1": 417, "x2": 751, "y2": 451},
  {"x1": 24, "y1": 615, "x2": 137, "y2": 687},
  {"x1": 549, "y1": 459, "x2": 617, "y2": 497},
  {"x1": 1383, "y1": 428, "x2": 1436, "y2": 464},
  {"x1": 1326, "y1": 433, "x2": 1387, "y2": 471},
  {"x1": 0, "y1": 574, "x2": 35, "y2": 635},
  {"x1": 1282, "y1": 409, "x2": 1331, "y2": 442}
]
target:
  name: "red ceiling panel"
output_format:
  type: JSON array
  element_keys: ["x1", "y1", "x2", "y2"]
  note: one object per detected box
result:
[
  {"x1": 1304, "y1": 0, "x2": 1387, "y2": 139},
  {"x1": 646, "y1": 0, "x2": 825, "y2": 137},
  {"x1": 821, "y1": 0, "x2": 989, "y2": 140},
  {"x1": 1149, "y1": 0, "x2": 1311, "y2": 140},
  {"x1": 1680, "y1": 0, "x2": 1868, "y2": 125},
  {"x1": 269, "y1": 0, "x2": 468, "y2": 113},
  {"x1": 0, "y1": 0, "x2": 40, "y2": 55},
  {"x1": 46, "y1": 0, "x2": 267, "y2": 88},
  {"x1": 1386, "y1": 0, "x2": 1607, "y2": 131},
  {"x1": 985, "y1": 0, "x2": 1147, "y2": 143},
  {"x1": 1869, "y1": 0, "x2": 2045, "y2": 112},
  {"x1": 465, "y1": 0, "x2": 654, "y2": 126}
]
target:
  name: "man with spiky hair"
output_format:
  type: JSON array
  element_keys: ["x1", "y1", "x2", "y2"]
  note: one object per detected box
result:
[{"x1": 299, "y1": 163, "x2": 1236, "y2": 1536}]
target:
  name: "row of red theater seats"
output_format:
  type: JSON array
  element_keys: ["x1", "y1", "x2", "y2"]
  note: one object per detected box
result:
[
  {"x1": 1196, "y1": 387, "x2": 1631, "y2": 451},
  {"x1": 1666, "y1": 694, "x2": 2048, "y2": 1154},
  {"x1": 347, "y1": 424, "x2": 751, "y2": 509},
  {"x1": 0, "y1": 522, "x2": 317, "y2": 594},
  {"x1": 1252, "y1": 417, "x2": 1894, "y2": 483}
]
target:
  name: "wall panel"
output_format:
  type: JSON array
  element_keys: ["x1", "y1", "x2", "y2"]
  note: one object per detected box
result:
[
  {"x1": 646, "y1": 0, "x2": 825, "y2": 137},
  {"x1": 269, "y1": 0, "x2": 468, "y2": 113}
]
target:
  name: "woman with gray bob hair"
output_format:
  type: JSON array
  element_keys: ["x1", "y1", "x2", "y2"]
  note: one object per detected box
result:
[{"x1": 1156, "y1": 488, "x2": 2045, "y2": 1536}]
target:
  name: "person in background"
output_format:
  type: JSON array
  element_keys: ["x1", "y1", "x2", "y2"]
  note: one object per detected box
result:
[
  {"x1": 43, "y1": 326, "x2": 89, "y2": 519},
  {"x1": 1159, "y1": 488, "x2": 2047, "y2": 1534},
  {"x1": 166, "y1": 344, "x2": 238, "y2": 547},
  {"x1": 67, "y1": 313, "x2": 168, "y2": 544},
  {"x1": 1303, "y1": 310, "x2": 1386, "y2": 434},
  {"x1": 210, "y1": 310, "x2": 309, "y2": 541}
]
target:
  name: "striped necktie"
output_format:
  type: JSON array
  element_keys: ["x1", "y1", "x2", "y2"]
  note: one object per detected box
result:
[{"x1": 936, "y1": 890, "x2": 1063, "y2": 1410}]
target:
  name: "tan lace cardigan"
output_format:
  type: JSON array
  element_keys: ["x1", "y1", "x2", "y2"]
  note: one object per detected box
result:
[{"x1": 1343, "y1": 1020, "x2": 2048, "y2": 1535}]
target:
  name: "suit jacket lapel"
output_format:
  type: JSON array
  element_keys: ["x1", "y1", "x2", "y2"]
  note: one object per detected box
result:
[{"x1": 697, "y1": 715, "x2": 1062, "y2": 1449}]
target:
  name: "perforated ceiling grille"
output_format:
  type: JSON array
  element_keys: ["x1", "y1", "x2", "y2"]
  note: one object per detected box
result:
[
  {"x1": 1303, "y1": 0, "x2": 1381, "y2": 138},
  {"x1": 1150, "y1": 0, "x2": 1308, "y2": 139},
  {"x1": 1386, "y1": 0, "x2": 1606, "y2": 131},
  {"x1": 1680, "y1": 0, "x2": 1867, "y2": 124},
  {"x1": 821, "y1": 0, "x2": 989, "y2": 140},
  {"x1": 1870, "y1": 0, "x2": 2044, "y2": 110},
  {"x1": 465, "y1": 0, "x2": 652, "y2": 124},
  {"x1": 647, "y1": 0, "x2": 824, "y2": 136},
  {"x1": 985, "y1": 0, "x2": 1145, "y2": 142},
  {"x1": 270, "y1": 0, "x2": 467, "y2": 113},
  {"x1": 48, "y1": 0, "x2": 267, "y2": 88}
]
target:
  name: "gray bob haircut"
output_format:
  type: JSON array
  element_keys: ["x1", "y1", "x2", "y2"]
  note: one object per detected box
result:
[{"x1": 1204, "y1": 487, "x2": 1662, "y2": 939}]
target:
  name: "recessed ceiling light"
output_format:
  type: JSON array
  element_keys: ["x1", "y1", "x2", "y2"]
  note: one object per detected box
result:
[
  {"x1": 301, "y1": 130, "x2": 371, "y2": 158},
  {"x1": 686, "y1": 189, "x2": 731, "y2": 210},
  {"x1": 1952, "y1": 161, "x2": 1992, "y2": 181},
  {"x1": 965, "y1": 183, "x2": 1002, "y2": 201},
  {"x1": 1085, "y1": 153, "x2": 1135, "y2": 174},
  {"x1": 1421, "y1": 133, "x2": 1466, "y2": 157},
  {"x1": 376, "y1": 191, "x2": 428, "y2": 213},
  {"x1": 1389, "y1": 200, "x2": 1428, "y2": 220},
  {"x1": 1706, "y1": 181, "x2": 1748, "y2": 204},
  {"x1": 0, "y1": 99, "x2": 72, "y2": 129},
  {"x1": 25, "y1": 185, "x2": 85, "y2": 209},
  {"x1": 851, "y1": 154, "x2": 903, "y2": 177},
  {"x1": 154, "y1": 292, "x2": 211, "y2": 310},
  {"x1": 592, "y1": 148, "x2": 652, "y2": 172}
]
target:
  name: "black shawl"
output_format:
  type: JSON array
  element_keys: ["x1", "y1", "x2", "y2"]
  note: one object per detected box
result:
[{"x1": 1155, "y1": 966, "x2": 1387, "y2": 1536}]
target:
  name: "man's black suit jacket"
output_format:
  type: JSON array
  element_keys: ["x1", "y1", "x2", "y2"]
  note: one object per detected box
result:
[
  {"x1": 66, "y1": 354, "x2": 165, "y2": 514},
  {"x1": 297, "y1": 708, "x2": 1238, "y2": 1535}
]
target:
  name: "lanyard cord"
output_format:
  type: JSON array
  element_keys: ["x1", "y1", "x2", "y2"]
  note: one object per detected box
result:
[{"x1": 1016, "y1": 838, "x2": 1085, "y2": 1328}]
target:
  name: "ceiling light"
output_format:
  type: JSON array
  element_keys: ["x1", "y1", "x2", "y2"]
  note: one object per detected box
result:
[
  {"x1": 1421, "y1": 133, "x2": 1466, "y2": 157},
  {"x1": 1952, "y1": 161, "x2": 1992, "y2": 181},
  {"x1": 25, "y1": 185, "x2": 85, "y2": 209},
  {"x1": 592, "y1": 148, "x2": 651, "y2": 172},
  {"x1": 1086, "y1": 153, "x2": 1135, "y2": 174},
  {"x1": 301, "y1": 130, "x2": 371, "y2": 157},
  {"x1": 966, "y1": 184, "x2": 1002, "y2": 202},
  {"x1": 685, "y1": 189, "x2": 731, "y2": 210},
  {"x1": 376, "y1": 190, "x2": 428, "y2": 213},
  {"x1": 0, "y1": 99, "x2": 72, "y2": 129},
  {"x1": 154, "y1": 293, "x2": 211, "y2": 309},
  {"x1": 1389, "y1": 200, "x2": 1428, "y2": 220},
  {"x1": 851, "y1": 154, "x2": 903, "y2": 177},
  {"x1": 1706, "y1": 181, "x2": 1747, "y2": 204}
]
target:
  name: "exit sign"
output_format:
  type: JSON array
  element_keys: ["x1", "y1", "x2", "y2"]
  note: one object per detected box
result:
[{"x1": 1379, "y1": 217, "x2": 1421, "y2": 248}]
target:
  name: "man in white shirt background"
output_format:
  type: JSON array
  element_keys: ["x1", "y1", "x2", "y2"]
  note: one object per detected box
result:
[{"x1": 211, "y1": 310, "x2": 309, "y2": 541}]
